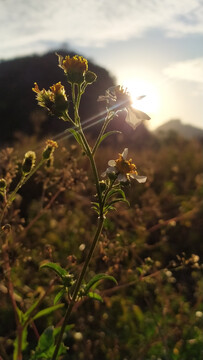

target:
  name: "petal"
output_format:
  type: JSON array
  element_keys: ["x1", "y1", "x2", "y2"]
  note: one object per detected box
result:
[
  {"x1": 117, "y1": 173, "x2": 128, "y2": 182},
  {"x1": 97, "y1": 95, "x2": 109, "y2": 102},
  {"x1": 101, "y1": 171, "x2": 107, "y2": 177},
  {"x1": 122, "y1": 148, "x2": 128, "y2": 160},
  {"x1": 131, "y1": 174, "x2": 147, "y2": 183},
  {"x1": 106, "y1": 166, "x2": 116, "y2": 174},
  {"x1": 125, "y1": 106, "x2": 150, "y2": 130},
  {"x1": 108, "y1": 160, "x2": 116, "y2": 166}
]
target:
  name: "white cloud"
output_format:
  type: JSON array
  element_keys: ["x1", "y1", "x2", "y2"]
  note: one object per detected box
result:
[
  {"x1": 163, "y1": 57, "x2": 203, "y2": 83},
  {"x1": 0, "y1": 0, "x2": 203, "y2": 58}
]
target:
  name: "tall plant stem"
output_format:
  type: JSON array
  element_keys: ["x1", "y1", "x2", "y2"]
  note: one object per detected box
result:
[{"x1": 52, "y1": 217, "x2": 104, "y2": 360}]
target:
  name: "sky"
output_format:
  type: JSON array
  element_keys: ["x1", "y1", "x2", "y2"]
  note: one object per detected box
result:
[{"x1": 1, "y1": 0, "x2": 203, "y2": 130}]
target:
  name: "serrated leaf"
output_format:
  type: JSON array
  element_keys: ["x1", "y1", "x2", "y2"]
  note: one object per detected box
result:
[
  {"x1": 84, "y1": 273, "x2": 117, "y2": 294},
  {"x1": 87, "y1": 291, "x2": 103, "y2": 302},
  {"x1": 40, "y1": 262, "x2": 68, "y2": 280},
  {"x1": 68, "y1": 128, "x2": 83, "y2": 145},
  {"x1": 54, "y1": 288, "x2": 66, "y2": 305},
  {"x1": 32, "y1": 304, "x2": 64, "y2": 322}
]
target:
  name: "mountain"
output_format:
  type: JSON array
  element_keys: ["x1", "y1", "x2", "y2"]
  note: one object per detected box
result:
[
  {"x1": 0, "y1": 50, "x2": 115, "y2": 145},
  {"x1": 154, "y1": 119, "x2": 203, "y2": 139}
]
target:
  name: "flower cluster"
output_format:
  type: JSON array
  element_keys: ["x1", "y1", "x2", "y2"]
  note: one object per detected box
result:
[
  {"x1": 102, "y1": 148, "x2": 147, "y2": 183},
  {"x1": 32, "y1": 82, "x2": 68, "y2": 118},
  {"x1": 98, "y1": 85, "x2": 150, "y2": 130}
]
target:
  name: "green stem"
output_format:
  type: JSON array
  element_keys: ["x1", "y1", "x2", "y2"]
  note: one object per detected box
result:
[
  {"x1": 52, "y1": 82, "x2": 105, "y2": 359},
  {"x1": 92, "y1": 112, "x2": 114, "y2": 156},
  {"x1": 78, "y1": 127, "x2": 102, "y2": 211},
  {"x1": 52, "y1": 217, "x2": 104, "y2": 360},
  {"x1": 8, "y1": 159, "x2": 45, "y2": 206},
  {"x1": 15, "y1": 326, "x2": 23, "y2": 360}
]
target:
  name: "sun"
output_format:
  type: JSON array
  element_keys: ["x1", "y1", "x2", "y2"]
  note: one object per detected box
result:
[{"x1": 122, "y1": 78, "x2": 160, "y2": 116}]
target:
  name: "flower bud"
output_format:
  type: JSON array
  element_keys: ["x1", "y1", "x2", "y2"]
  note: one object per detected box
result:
[
  {"x1": 99, "y1": 180, "x2": 107, "y2": 192},
  {"x1": 22, "y1": 151, "x2": 36, "y2": 175},
  {"x1": 85, "y1": 71, "x2": 97, "y2": 84},
  {"x1": 43, "y1": 140, "x2": 58, "y2": 160},
  {"x1": 0, "y1": 178, "x2": 7, "y2": 190},
  {"x1": 2, "y1": 224, "x2": 11, "y2": 234}
]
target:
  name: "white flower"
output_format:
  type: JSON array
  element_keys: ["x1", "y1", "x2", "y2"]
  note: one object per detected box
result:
[
  {"x1": 102, "y1": 148, "x2": 147, "y2": 183},
  {"x1": 98, "y1": 86, "x2": 150, "y2": 130}
]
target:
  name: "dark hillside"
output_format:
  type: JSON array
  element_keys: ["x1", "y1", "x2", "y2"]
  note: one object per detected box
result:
[{"x1": 0, "y1": 50, "x2": 115, "y2": 145}]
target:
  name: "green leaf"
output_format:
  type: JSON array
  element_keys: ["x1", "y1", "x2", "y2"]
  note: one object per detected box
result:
[
  {"x1": 97, "y1": 131, "x2": 121, "y2": 148},
  {"x1": 108, "y1": 198, "x2": 130, "y2": 207},
  {"x1": 31, "y1": 326, "x2": 55, "y2": 359},
  {"x1": 23, "y1": 297, "x2": 42, "y2": 323},
  {"x1": 16, "y1": 306, "x2": 24, "y2": 324},
  {"x1": 54, "y1": 288, "x2": 66, "y2": 305},
  {"x1": 38, "y1": 326, "x2": 54, "y2": 351},
  {"x1": 31, "y1": 326, "x2": 68, "y2": 360},
  {"x1": 87, "y1": 291, "x2": 103, "y2": 302},
  {"x1": 68, "y1": 128, "x2": 83, "y2": 145},
  {"x1": 40, "y1": 262, "x2": 68, "y2": 280},
  {"x1": 106, "y1": 188, "x2": 126, "y2": 201},
  {"x1": 91, "y1": 201, "x2": 100, "y2": 209},
  {"x1": 103, "y1": 205, "x2": 116, "y2": 214},
  {"x1": 32, "y1": 304, "x2": 64, "y2": 322},
  {"x1": 84, "y1": 273, "x2": 117, "y2": 294}
]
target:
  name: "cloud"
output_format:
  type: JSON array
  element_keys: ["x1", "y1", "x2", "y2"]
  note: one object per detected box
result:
[
  {"x1": 1, "y1": 0, "x2": 203, "y2": 58},
  {"x1": 163, "y1": 57, "x2": 203, "y2": 83}
]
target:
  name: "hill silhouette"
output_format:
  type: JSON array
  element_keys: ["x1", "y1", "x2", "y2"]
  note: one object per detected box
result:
[
  {"x1": 0, "y1": 50, "x2": 115, "y2": 145},
  {"x1": 154, "y1": 119, "x2": 203, "y2": 139}
]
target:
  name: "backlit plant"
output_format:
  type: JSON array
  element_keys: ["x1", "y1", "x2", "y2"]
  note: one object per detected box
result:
[{"x1": 0, "y1": 54, "x2": 150, "y2": 360}]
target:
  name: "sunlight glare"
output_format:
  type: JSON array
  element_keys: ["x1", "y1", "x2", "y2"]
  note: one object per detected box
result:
[{"x1": 123, "y1": 79, "x2": 160, "y2": 116}]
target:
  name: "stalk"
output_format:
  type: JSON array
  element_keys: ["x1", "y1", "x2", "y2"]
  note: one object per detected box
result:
[{"x1": 52, "y1": 217, "x2": 104, "y2": 360}]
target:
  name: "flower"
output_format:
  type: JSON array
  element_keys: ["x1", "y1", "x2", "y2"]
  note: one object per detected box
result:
[
  {"x1": 98, "y1": 85, "x2": 150, "y2": 130},
  {"x1": 57, "y1": 54, "x2": 88, "y2": 84},
  {"x1": 32, "y1": 82, "x2": 68, "y2": 117},
  {"x1": 102, "y1": 148, "x2": 147, "y2": 183},
  {"x1": 42, "y1": 140, "x2": 58, "y2": 160}
]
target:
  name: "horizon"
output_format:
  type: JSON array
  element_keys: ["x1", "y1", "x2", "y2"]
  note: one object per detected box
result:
[{"x1": 1, "y1": 0, "x2": 203, "y2": 130}]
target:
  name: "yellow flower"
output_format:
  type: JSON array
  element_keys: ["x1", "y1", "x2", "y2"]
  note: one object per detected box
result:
[
  {"x1": 57, "y1": 54, "x2": 88, "y2": 84},
  {"x1": 50, "y1": 82, "x2": 67, "y2": 97},
  {"x1": 32, "y1": 82, "x2": 68, "y2": 117},
  {"x1": 102, "y1": 148, "x2": 147, "y2": 183}
]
